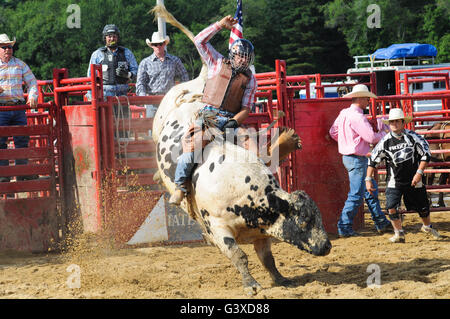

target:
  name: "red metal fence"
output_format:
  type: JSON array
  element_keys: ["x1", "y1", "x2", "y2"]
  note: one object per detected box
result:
[{"x1": 2, "y1": 60, "x2": 449, "y2": 251}]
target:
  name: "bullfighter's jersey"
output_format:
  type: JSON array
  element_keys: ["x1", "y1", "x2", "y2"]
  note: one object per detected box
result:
[{"x1": 368, "y1": 129, "x2": 431, "y2": 188}]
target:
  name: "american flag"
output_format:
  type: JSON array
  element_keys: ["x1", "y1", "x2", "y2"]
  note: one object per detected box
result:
[{"x1": 229, "y1": 0, "x2": 243, "y2": 49}]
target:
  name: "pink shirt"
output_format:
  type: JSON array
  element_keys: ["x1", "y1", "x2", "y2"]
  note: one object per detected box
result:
[{"x1": 329, "y1": 104, "x2": 386, "y2": 156}]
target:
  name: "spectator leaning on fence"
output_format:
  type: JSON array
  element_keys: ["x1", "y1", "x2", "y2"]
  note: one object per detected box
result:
[
  {"x1": 366, "y1": 108, "x2": 441, "y2": 243},
  {"x1": 0, "y1": 33, "x2": 39, "y2": 182}
]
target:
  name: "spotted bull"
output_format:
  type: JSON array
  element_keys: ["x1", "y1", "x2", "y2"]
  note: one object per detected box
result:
[
  {"x1": 151, "y1": 66, "x2": 331, "y2": 295},
  {"x1": 150, "y1": 4, "x2": 331, "y2": 295}
]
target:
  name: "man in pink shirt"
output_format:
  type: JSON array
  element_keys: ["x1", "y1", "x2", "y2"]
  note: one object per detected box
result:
[{"x1": 329, "y1": 84, "x2": 391, "y2": 237}]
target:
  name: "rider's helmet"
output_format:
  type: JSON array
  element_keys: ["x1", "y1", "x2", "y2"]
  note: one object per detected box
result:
[{"x1": 229, "y1": 38, "x2": 255, "y2": 72}]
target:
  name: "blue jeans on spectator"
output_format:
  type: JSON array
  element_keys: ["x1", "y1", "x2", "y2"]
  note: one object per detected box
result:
[
  {"x1": 0, "y1": 110, "x2": 29, "y2": 166},
  {"x1": 337, "y1": 154, "x2": 390, "y2": 236}
]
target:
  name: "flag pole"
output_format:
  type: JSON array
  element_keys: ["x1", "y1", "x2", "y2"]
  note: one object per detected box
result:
[{"x1": 156, "y1": 0, "x2": 167, "y2": 38}]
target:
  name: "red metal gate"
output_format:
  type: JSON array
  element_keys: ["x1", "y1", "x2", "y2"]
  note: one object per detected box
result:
[{"x1": 0, "y1": 100, "x2": 61, "y2": 252}]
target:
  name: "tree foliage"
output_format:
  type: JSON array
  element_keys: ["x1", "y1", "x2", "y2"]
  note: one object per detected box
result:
[
  {"x1": 322, "y1": 0, "x2": 449, "y2": 63},
  {"x1": 0, "y1": 0, "x2": 448, "y2": 80}
]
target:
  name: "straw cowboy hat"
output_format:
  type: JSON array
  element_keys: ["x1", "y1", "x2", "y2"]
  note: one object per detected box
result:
[
  {"x1": 343, "y1": 84, "x2": 377, "y2": 99},
  {"x1": 0, "y1": 34, "x2": 16, "y2": 46},
  {"x1": 146, "y1": 32, "x2": 170, "y2": 47},
  {"x1": 382, "y1": 108, "x2": 413, "y2": 124}
]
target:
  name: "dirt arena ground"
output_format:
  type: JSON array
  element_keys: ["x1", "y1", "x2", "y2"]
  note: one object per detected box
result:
[{"x1": 0, "y1": 210, "x2": 449, "y2": 299}]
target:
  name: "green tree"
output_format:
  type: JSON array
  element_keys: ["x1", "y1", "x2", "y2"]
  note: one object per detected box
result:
[{"x1": 321, "y1": 0, "x2": 448, "y2": 63}]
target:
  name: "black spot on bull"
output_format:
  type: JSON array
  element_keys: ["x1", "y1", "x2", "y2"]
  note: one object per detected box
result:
[
  {"x1": 228, "y1": 204, "x2": 278, "y2": 228},
  {"x1": 223, "y1": 237, "x2": 235, "y2": 249},
  {"x1": 200, "y1": 209, "x2": 212, "y2": 234},
  {"x1": 170, "y1": 127, "x2": 184, "y2": 140},
  {"x1": 218, "y1": 155, "x2": 225, "y2": 164},
  {"x1": 245, "y1": 176, "x2": 251, "y2": 183},
  {"x1": 267, "y1": 192, "x2": 290, "y2": 217},
  {"x1": 160, "y1": 135, "x2": 183, "y2": 183},
  {"x1": 264, "y1": 185, "x2": 273, "y2": 195},
  {"x1": 209, "y1": 162, "x2": 215, "y2": 173},
  {"x1": 157, "y1": 142, "x2": 162, "y2": 162}
]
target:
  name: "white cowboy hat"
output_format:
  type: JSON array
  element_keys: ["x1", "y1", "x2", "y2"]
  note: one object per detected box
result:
[
  {"x1": 343, "y1": 84, "x2": 377, "y2": 99},
  {"x1": 0, "y1": 34, "x2": 16, "y2": 46},
  {"x1": 146, "y1": 32, "x2": 170, "y2": 47},
  {"x1": 382, "y1": 108, "x2": 413, "y2": 124}
]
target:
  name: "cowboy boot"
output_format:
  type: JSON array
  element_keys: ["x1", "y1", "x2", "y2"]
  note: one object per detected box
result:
[
  {"x1": 169, "y1": 184, "x2": 188, "y2": 205},
  {"x1": 169, "y1": 189, "x2": 185, "y2": 205}
]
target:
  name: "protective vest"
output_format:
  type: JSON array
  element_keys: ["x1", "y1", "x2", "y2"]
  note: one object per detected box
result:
[
  {"x1": 100, "y1": 46, "x2": 128, "y2": 85},
  {"x1": 201, "y1": 60, "x2": 251, "y2": 114}
]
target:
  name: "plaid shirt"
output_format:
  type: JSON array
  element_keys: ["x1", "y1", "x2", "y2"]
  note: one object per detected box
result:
[
  {"x1": 136, "y1": 53, "x2": 189, "y2": 96},
  {"x1": 194, "y1": 22, "x2": 256, "y2": 110},
  {"x1": 0, "y1": 57, "x2": 38, "y2": 104}
]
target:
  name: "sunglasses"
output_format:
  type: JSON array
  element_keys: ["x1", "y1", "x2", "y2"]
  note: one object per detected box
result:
[
  {"x1": 0, "y1": 45, "x2": 13, "y2": 50},
  {"x1": 151, "y1": 42, "x2": 164, "y2": 47}
]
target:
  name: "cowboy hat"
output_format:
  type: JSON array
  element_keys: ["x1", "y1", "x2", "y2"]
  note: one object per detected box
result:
[
  {"x1": 343, "y1": 84, "x2": 377, "y2": 99},
  {"x1": 382, "y1": 108, "x2": 413, "y2": 124},
  {"x1": 146, "y1": 32, "x2": 170, "y2": 47},
  {"x1": 0, "y1": 34, "x2": 16, "y2": 46}
]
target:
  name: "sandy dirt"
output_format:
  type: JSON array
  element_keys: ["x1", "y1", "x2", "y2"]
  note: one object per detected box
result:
[{"x1": 0, "y1": 211, "x2": 449, "y2": 299}]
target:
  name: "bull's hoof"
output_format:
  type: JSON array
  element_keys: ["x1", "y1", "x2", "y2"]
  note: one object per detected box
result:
[{"x1": 244, "y1": 282, "x2": 262, "y2": 296}]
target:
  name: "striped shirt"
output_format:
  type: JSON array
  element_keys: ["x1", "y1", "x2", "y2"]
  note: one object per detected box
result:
[
  {"x1": 0, "y1": 57, "x2": 38, "y2": 104},
  {"x1": 136, "y1": 53, "x2": 189, "y2": 96},
  {"x1": 194, "y1": 22, "x2": 257, "y2": 110}
]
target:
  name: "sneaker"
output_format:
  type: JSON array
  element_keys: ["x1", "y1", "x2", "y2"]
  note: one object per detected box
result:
[
  {"x1": 168, "y1": 189, "x2": 186, "y2": 205},
  {"x1": 389, "y1": 232, "x2": 405, "y2": 243},
  {"x1": 421, "y1": 225, "x2": 441, "y2": 239}
]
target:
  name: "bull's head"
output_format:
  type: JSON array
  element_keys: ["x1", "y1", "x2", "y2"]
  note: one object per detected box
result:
[{"x1": 264, "y1": 190, "x2": 332, "y2": 256}]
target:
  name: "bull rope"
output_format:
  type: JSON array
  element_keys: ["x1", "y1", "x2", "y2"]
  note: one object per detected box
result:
[
  {"x1": 175, "y1": 89, "x2": 204, "y2": 107},
  {"x1": 114, "y1": 96, "x2": 132, "y2": 184}
]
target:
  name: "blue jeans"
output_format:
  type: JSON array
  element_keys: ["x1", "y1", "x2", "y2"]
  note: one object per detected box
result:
[
  {"x1": 174, "y1": 152, "x2": 197, "y2": 187},
  {"x1": 0, "y1": 110, "x2": 30, "y2": 166},
  {"x1": 337, "y1": 155, "x2": 390, "y2": 235},
  {"x1": 173, "y1": 106, "x2": 237, "y2": 187}
]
